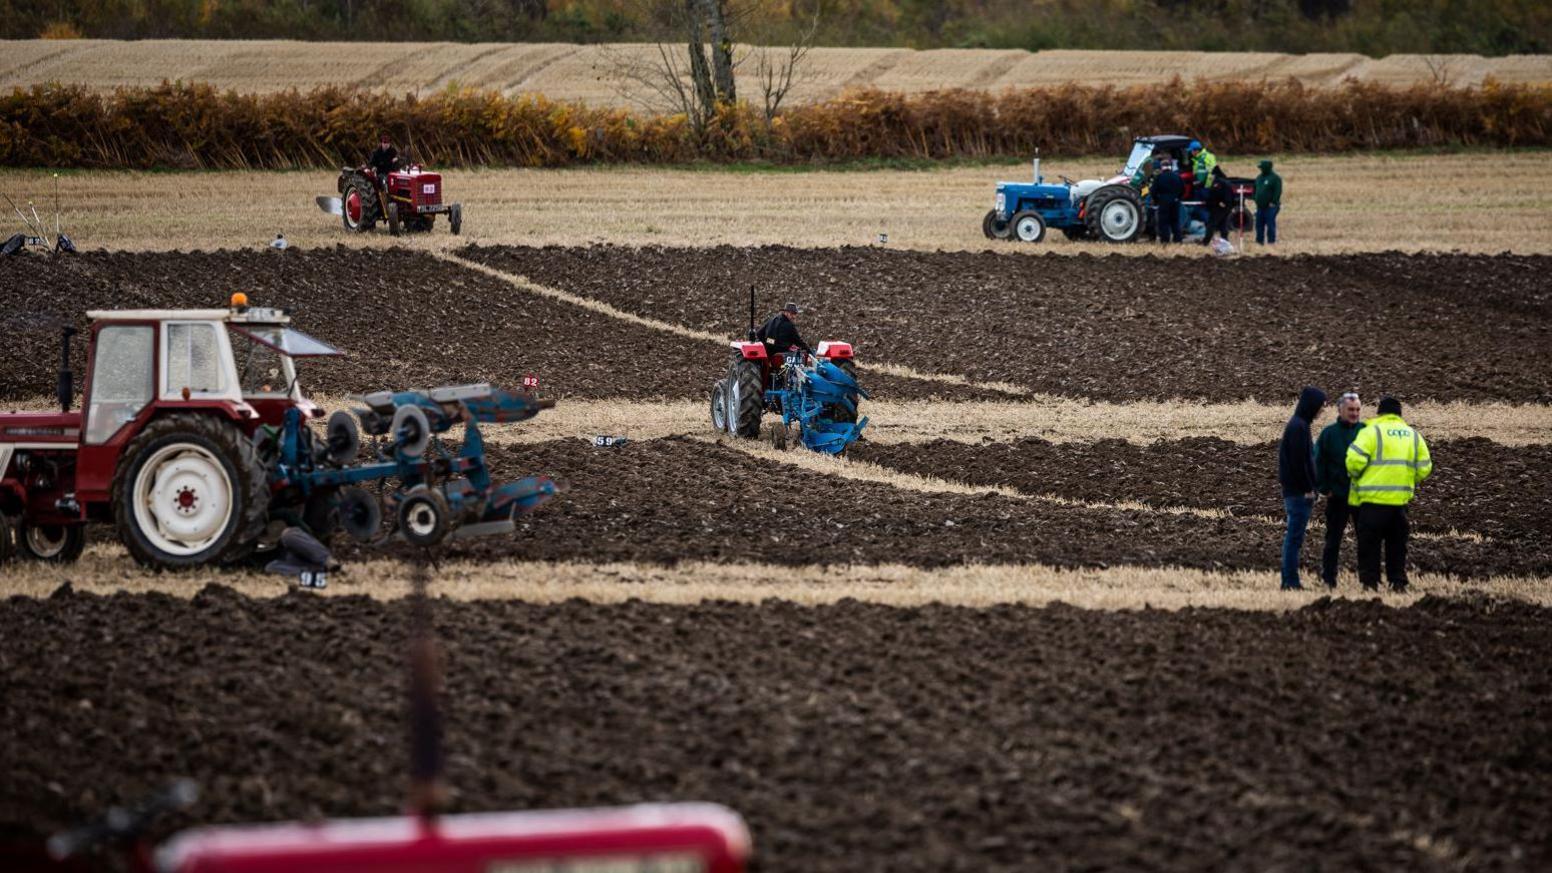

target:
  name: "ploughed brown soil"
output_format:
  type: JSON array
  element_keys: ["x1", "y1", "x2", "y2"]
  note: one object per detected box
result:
[
  {"x1": 460, "y1": 245, "x2": 1552, "y2": 403},
  {"x1": 853, "y1": 437, "x2": 1552, "y2": 541},
  {"x1": 0, "y1": 250, "x2": 974, "y2": 403},
  {"x1": 3, "y1": 589, "x2": 1550, "y2": 872},
  {"x1": 367, "y1": 437, "x2": 1551, "y2": 579}
]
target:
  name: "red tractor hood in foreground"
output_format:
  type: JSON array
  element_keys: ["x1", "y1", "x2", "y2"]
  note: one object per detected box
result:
[{"x1": 156, "y1": 803, "x2": 750, "y2": 873}]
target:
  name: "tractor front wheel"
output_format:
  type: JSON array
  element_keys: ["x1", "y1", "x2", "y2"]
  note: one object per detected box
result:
[
  {"x1": 1085, "y1": 185, "x2": 1144, "y2": 243},
  {"x1": 1011, "y1": 211, "x2": 1047, "y2": 243},
  {"x1": 387, "y1": 202, "x2": 402, "y2": 236},
  {"x1": 982, "y1": 210, "x2": 1011, "y2": 240},
  {"x1": 449, "y1": 203, "x2": 463, "y2": 235},
  {"x1": 112, "y1": 414, "x2": 270, "y2": 570},
  {"x1": 710, "y1": 381, "x2": 730, "y2": 433},
  {"x1": 16, "y1": 523, "x2": 85, "y2": 563}
]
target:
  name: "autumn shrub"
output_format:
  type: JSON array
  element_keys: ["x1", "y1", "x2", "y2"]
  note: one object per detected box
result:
[{"x1": 2, "y1": 79, "x2": 1548, "y2": 169}]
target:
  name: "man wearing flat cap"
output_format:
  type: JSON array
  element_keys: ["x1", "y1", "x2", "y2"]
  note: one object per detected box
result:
[{"x1": 756, "y1": 302, "x2": 812, "y2": 357}]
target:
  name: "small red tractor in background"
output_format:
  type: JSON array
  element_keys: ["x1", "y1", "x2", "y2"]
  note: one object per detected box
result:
[
  {"x1": 0, "y1": 294, "x2": 555, "y2": 569},
  {"x1": 318, "y1": 164, "x2": 462, "y2": 236}
]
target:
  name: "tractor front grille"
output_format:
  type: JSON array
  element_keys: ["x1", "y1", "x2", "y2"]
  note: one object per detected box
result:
[{"x1": 413, "y1": 177, "x2": 443, "y2": 209}]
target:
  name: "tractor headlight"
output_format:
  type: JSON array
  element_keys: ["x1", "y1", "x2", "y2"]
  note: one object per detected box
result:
[{"x1": 995, "y1": 192, "x2": 1006, "y2": 219}]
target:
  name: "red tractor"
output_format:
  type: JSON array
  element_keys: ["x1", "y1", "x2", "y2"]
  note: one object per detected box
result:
[
  {"x1": 319, "y1": 164, "x2": 463, "y2": 236},
  {"x1": 0, "y1": 294, "x2": 556, "y2": 569}
]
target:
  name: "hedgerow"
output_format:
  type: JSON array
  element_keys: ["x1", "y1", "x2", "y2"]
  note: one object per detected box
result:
[{"x1": 2, "y1": 79, "x2": 1547, "y2": 169}]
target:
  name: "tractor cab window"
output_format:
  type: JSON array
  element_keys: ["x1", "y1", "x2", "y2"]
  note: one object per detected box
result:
[
  {"x1": 164, "y1": 322, "x2": 226, "y2": 397},
  {"x1": 232, "y1": 328, "x2": 296, "y2": 398},
  {"x1": 85, "y1": 325, "x2": 154, "y2": 445},
  {"x1": 1122, "y1": 142, "x2": 1155, "y2": 178}
]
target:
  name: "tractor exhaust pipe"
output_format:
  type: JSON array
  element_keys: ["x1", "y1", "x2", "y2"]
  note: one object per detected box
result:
[
  {"x1": 1032, "y1": 148, "x2": 1041, "y2": 184},
  {"x1": 747, "y1": 284, "x2": 757, "y2": 342},
  {"x1": 56, "y1": 326, "x2": 76, "y2": 413}
]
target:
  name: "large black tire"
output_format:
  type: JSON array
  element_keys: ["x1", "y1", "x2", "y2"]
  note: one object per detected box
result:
[
  {"x1": 1084, "y1": 185, "x2": 1144, "y2": 243},
  {"x1": 449, "y1": 203, "x2": 463, "y2": 235},
  {"x1": 831, "y1": 359, "x2": 859, "y2": 424},
  {"x1": 111, "y1": 414, "x2": 271, "y2": 570},
  {"x1": 728, "y1": 354, "x2": 765, "y2": 439},
  {"x1": 398, "y1": 488, "x2": 452, "y2": 548},
  {"x1": 0, "y1": 519, "x2": 13, "y2": 562},
  {"x1": 387, "y1": 201, "x2": 402, "y2": 236},
  {"x1": 341, "y1": 175, "x2": 379, "y2": 232},
  {"x1": 15, "y1": 522, "x2": 86, "y2": 563},
  {"x1": 982, "y1": 210, "x2": 1010, "y2": 240}
]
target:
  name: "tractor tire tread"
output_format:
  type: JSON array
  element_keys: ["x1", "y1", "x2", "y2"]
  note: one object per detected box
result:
[
  {"x1": 111, "y1": 413, "x2": 271, "y2": 570},
  {"x1": 731, "y1": 358, "x2": 764, "y2": 439},
  {"x1": 1084, "y1": 185, "x2": 1144, "y2": 244}
]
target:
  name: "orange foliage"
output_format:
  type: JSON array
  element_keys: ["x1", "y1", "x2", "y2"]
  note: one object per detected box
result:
[{"x1": 1, "y1": 80, "x2": 1548, "y2": 169}]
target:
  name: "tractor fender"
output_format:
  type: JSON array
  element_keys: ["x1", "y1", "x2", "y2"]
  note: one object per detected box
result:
[
  {"x1": 815, "y1": 341, "x2": 853, "y2": 360},
  {"x1": 731, "y1": 342, "x2": 767, "y2": 360}
]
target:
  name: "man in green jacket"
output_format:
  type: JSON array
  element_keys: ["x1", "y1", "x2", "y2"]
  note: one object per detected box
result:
[
  {"x1": 1314, "y1": 391, "x2": 1363, "y2": 588},
  {"x1": 1254, "y1": 159, "x2": 1282, "y2": 244}
]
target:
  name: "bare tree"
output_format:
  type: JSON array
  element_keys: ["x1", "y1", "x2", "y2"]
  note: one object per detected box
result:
[
  {"x1": 608, "y1": 0, "x2": 817, "y2": 132},
  {"x1": 744, "y1": 3, "x2": 820, "y2": 121}
]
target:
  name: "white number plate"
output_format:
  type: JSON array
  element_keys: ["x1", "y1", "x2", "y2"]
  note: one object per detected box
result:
[{"x1": 422, "y1": 183, "x2": 436, "y2": 194}]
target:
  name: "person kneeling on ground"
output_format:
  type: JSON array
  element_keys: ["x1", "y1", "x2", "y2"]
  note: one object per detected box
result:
[
  {"x1": 1346, "y1": 396, "x2": 1433, "y2": 593},
  {"x1": 1314, "y1": 391, "x2": 1363, "y2": 588},
  {"x1": 1278, "y1": 386, "x2": 1326, "y2": 590},
  {"x1": 757, "y1": 302, "x2": 812, "y2": 357}
]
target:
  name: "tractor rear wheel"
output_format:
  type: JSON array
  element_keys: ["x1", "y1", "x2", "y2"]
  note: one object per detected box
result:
[
  {"x1": 112, "y1": 414, "x2": 271, "y2": 570},
  {"x1": 16, "y1": 523, "x2": 85, "y2": 563},
  {"x1": 830, "y1": 359, "x2": 859, "y2": 424},
  {"x1": 341, "y1": 176, "x2": 379, "y2": 233},
  {"x1": 1084, "y1": 185, "x2": 1144, "y2": 243},
  {"x1": 982, "y1": 210, "x2": 1011, "y2": 240},
  {"x1": 1011, "y1": 211, "x2": 1047, "y2": 243},
  {"x1": 728, "y1": 356, "x2": 765, "y2": 439}
]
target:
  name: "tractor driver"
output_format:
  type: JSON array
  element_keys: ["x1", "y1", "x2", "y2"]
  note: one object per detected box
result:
[
  {"x1": 369, "y1": 134, "x2": 400, "y2": 182},
  {"x1": 757, "y1": 302, "x2": 812, "y2": 358}
]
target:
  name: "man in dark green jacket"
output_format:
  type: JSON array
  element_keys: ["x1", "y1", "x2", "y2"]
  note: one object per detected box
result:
[
  {"x1": 1254, "y1": 159, "x2": 1282, "y2": 245},
  {"x1": 1314, "y1": 391, "x2": 1363, "y2": 588}
]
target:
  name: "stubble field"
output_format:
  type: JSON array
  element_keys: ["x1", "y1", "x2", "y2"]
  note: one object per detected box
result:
[
  {"x1": 3, "y1": 40, "x2": 1549, "y2": 103},
  {"x1": 2, "y1": 174, "x2": 1551, "y2": 868},
  {"x1": 3, "y1": 150, "x2": 1551, "y2": 255}
]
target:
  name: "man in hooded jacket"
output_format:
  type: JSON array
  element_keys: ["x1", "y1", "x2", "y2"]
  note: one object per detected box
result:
[{"x1": 1278, "y1": 386, "x2": 1327, "y2": 590}]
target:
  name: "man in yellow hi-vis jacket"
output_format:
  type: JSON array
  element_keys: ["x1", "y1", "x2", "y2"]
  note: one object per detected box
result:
[{"x1": 1345, "y1": 396, "x2": 1433, "y2": 592}]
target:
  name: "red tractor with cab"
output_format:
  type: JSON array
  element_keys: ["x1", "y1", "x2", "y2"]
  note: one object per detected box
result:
[
  {"x1": 0, "y1": 294, "x2": 556, "y2": 569},
  {"x1": 322, "y1": 164, "x2": 463, "y2": 236}
]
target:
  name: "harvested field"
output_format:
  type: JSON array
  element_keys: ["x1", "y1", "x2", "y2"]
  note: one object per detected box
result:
[
  {"x1": 4, "y1": 590, "x2": 1552, "y2": 872},
  {"x1": 461, "y1": 245, "x2": 1552, "y2": 403},
  {"x1": 3, "y1": 41, "x2": 1548, "y2": 100},
  {"x1": 853, "y1": 437, "x2": 1552, "y2": 540},
  {"x1": 0, "y1": 249, "x2": 974, "y2": 403},
  {"x1": 4, "y1": 155, "x2": 1551, "y2": 255},
  {"x1": 440, "y1": 437, "x2": 1546, "y2": 578}
]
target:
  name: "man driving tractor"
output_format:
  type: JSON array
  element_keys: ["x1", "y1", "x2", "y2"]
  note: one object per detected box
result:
[
  {"x1": 756, "y1": 302, "x2": 811, "y2": 356},
  {"x1": 369, "y1": 134, "x2": 400, "y2": 185}
]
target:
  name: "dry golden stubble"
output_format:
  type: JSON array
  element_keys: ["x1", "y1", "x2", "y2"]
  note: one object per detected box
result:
[{"x1": 4, "y1": 543, "x2": 1547, "y2": 612}]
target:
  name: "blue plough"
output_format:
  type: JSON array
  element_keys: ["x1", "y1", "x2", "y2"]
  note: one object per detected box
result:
[{"x1": 768, "y1": 356, "x2": 869, "y2": 455}]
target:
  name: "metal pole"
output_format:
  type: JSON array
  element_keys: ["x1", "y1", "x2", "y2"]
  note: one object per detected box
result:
[{"x1": 1237, "y1": 188, "x2": 1245, "y2": 254}]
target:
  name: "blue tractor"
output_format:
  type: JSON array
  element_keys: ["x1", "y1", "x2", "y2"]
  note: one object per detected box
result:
[{"x1": 983, "y1": 135, "x2": 1245, "y2": 245}]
